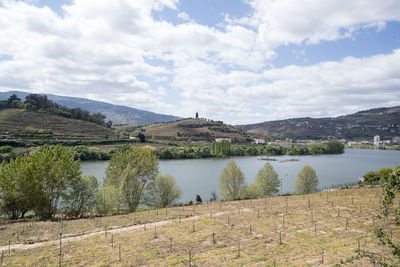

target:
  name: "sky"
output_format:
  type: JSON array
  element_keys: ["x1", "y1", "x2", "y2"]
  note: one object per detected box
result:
[{"x1": 0, "y1": 0, "x2": 400, "y2": 124}]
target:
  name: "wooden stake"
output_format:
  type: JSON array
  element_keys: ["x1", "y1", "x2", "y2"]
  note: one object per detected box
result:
[
  {"x1": 321, "y1": 248, "x2": 324, "y2": 264},
  {"x1": 119, "y1": 244, "x2": 121, "y2": 262},
  {"x1": 111, "y1": 234, "x2": 114, "y2": 247},
  {"x1": 59, "y1": 233, "x2": 62, "y2": 267},
  {"x1": 279, "y1": 231, "x2": 282, "y2": 245},
  {"x1": 192, "y1": 220, "x2": 195, "y2": 232},
  {"x1": 237, "y1": 239, "x2": 240, "y2": 258},
  {"x1": 170, "y1": 237, "x2": 173, "y2": 252}
]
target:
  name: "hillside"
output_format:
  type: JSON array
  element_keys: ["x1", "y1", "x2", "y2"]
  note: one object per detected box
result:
[
  {"x1": 131, "y1": 118, "x2": 259, "y2": 143},
  {"x1": 0, "y1": 187, "x2": 394, "y2": 266},
  {"x1": 0, "y1": 91, "x2": 179, "y2": 125},
  {"x1": 0, "y1": 109, "x2": 117, "y2": 140},
  {"x1": 239, "y1": 106, "x2": 400, "y2": 140}
]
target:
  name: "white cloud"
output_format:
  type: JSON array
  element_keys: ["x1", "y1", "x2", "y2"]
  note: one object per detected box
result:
[{"x1": 0, "y1": 0, "x2": 400, "y2": 123}]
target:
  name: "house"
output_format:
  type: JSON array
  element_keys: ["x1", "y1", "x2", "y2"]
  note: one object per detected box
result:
[
  {"x1": 253, "y1": 139, "x2": 265, "y2": 144},
  {"x1": 373, "y1": 135, "x2": 380, "y2": 146}
]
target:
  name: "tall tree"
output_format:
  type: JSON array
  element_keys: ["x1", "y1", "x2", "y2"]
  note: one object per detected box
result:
[
  {"x1": 294, "y1": 165, "x2": 318, "y2": 194},
  {"x1": 144, "y1": 174, "x2": 182, "y2": 208},
  {"x1": 219, "y1": 160, "x2": 246, "y2": 200},
  {"x1": 0, "y1": 156, "x2": 34, "y2": 219},
  {"x1": 105, "y1": 147, "x2": 158, "y2": 211},
  {"x1": 29, "y1": 145, "x2": 81, "y2": 219},
  {"x1": 255, "y1": 162, "x2": 280, "y2": 197}
]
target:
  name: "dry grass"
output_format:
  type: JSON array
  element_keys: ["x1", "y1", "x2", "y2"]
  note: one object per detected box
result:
[{"x1": 1, "y1": 187, "x2": 398, "y2": 266}]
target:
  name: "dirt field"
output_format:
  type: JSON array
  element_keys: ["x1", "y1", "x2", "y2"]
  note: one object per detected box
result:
[{"x1": 0, "y1": 187, "x2": 398, "y2": 266}]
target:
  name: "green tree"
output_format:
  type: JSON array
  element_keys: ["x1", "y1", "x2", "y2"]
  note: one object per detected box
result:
[
  {"x1": 64, "y1": 175, "x2": 99, "y2": 215},
  {"x1": 294, "y1": 165, "x2": 318, "y2": 194},
  {"x1": 0, "y1": 156, "x2": 34, "y2": 219},
  {"x1": 144, "y1": 174, "x2": 182, "y2": 208},
  {"x1": 255, "y1": 163, "x2": 280, "y2": 196},
  {"x1": 105, "y1": 147, "x2": 158, "y2": 212},
  {"x1": 324, "y1": 140, "x2": 345, "y2": 154},
  {"x1": 29, "y1": 145, "x2": 81, "y2": 219},
  {"x1": 363, "y1": 171, "x2": 380, "y2": 184},
  {"x1": 219, "y1": 160, "x2": 246, "y2": 200},
  {"x1": 95, "y1": 185, "x2": 123, "y2": 214}
]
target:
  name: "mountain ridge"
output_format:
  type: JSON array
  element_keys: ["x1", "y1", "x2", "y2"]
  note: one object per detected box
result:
[{"x1": 238, "y1": 106, "x2": 400, "y2": 140}]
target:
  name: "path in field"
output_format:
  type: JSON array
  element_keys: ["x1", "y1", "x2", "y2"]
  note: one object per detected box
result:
[{"x1": 0, "y1": 209, "x2": 253, "y2": 252}]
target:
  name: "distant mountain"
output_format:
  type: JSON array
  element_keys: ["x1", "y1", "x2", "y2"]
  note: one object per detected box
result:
[
  {"x1": 238, "y1": 106, "x2": 400, "y2": 141},
  {"x1": 0, "y1": 91, "x2": 179, "y2": 125}
]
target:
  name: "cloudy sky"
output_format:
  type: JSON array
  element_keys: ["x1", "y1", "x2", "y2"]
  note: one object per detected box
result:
[{"x1": 0, "y1": 0, "x2": 399, "y2": 124}]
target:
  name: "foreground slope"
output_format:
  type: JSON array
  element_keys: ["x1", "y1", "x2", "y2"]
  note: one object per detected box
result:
[
  {"x1": 239, "y1": 106, "x2": 400, "y2": 140},
  {"x1": 0, "y1": 109, "x2": 117, "y2": 140},
  {"x1": 1, "y1": 187, "x2": 396, "y2": 266}
]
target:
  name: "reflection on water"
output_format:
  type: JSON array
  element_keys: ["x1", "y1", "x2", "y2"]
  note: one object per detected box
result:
[{"x1": 81, "y1": 148, "x2": 400, "y2": 203}]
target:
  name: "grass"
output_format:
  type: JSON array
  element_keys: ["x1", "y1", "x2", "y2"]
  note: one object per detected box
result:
[
  {"x1": 1, "y1": 187, "x2": 398, "y2": 266},
  {"x1": 0, "y1": 109, "x2": 117, "y2": 140}
]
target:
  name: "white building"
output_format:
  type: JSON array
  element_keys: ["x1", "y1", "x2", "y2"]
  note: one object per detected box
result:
[
  {"x1": 373, "y1": 135, "x2": 380, "y2": 146},
  {"x1": 253, "y1": 139, "x2": 266, "y2": 144}
]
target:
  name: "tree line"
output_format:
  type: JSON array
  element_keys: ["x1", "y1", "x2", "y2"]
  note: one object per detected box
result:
[
  {"x1": 0, "y1": 145, "x2": 182, "y2": 219},
  {"x1": 0, "y1": 93, "x2": 112, "y2": 128},
  {"x1": 155, "y1": 140, "x2": 344, "y2": 159},
  {"x1": 219, "y1": 160, "x2": 318, "y2": 201}
]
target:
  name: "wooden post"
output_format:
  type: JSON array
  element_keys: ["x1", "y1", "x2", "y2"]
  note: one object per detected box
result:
[
  {"x1": 257, "y1": 209, "x2": 260, "y2": 220},
  {"x1": 166, "y1": 208, "x2": 168, "y2": 218},
  {"x1": 144, "y1": 221, "x2": 146, "y2": 231},
  {"x1": 154, "y1": 226, "x2": 157, "y2": 239},
  {"x1": 59, "y1": 233, "x2": 62, "y2": 267},
  {"x1": 237, "y1": 239, "x2": 240, "y2": 258},
  {"x1": 104, "y1": 226, "x2": 107, "y2": 237},
  {"x1": 189, "y1": 250, "x2": 192, "y2": 266},
  {"x1": 314, "y1": 224, "x2": 316, "y2": 237},
  {"x1": 227, "y1": 215, "x2": 230, "y2": 226},
  {"x1": 357, "y1": 237, "x2": 360, "y2": 255},
  {"x1": 170, "y1": 237, "x2": 173, "y2": 252},
  {"x1": 282, "y1": 215, "x2": 285, "y2": 228},
  {"x1": 111, "y1": 235, "x2": 114, "y2": 247},
  {"x1": 119, "y1": 244, "x2": 121, "y2": 262},
  {"x1": 210, "y1": 210, "x2": 212, "y2": 220},
  {"x1": 211, "y1": 232, "x2": 216, "y2": 244},
  {"x1": 1, "y1": 250, "x2": 4, "y2": 267},
  {"x1": 192, "y1": 220, "x2": 195, "y2": 232},
  {"x1": 346, "y1": 218, "x2": 348, "y2": 231},
  {"x1": 8, "y1": 241, "x2": 10, "y2": 255},
  {"x1": 321, "y1": 248, "x2": 324, "y2": 264},
  {"x1": 308, "y1": 198, "x2": 310, "y2": 210},
  {"x1": 250, "y1": 224, "x2": 252, "y2": 235},
  {"x1": 279, "y1": 231, "x2": 282, "y2": 245}
]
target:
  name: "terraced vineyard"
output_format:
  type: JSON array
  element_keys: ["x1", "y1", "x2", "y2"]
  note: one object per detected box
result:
[{"x1": 0, "y1": 187, "x2": 397, "y2": 266}]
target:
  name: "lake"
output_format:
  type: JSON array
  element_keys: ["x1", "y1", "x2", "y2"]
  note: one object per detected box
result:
[{"x1": 81, "y1": 148, "x2": 400, "y2": 203}]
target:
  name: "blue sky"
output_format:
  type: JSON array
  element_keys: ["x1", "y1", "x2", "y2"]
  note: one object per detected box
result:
[{"x1": 0, "y1": 0, "x2": 400, "y2": 124}]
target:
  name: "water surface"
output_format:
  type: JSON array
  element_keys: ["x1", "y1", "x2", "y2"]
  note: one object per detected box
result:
[{"x1": 81, "y1": 148, "x2": 400, "y2": 203}]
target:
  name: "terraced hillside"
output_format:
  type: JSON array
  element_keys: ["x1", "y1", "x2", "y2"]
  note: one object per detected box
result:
[
  {"x1": 0, "y1": 109, "x2": 117, "y2": 140},
  {"x1": 137, "y1": 119, "x2": 259, "y2": 143},
  {"x1": 0, "y1": 187, "x2": 396, "y2": 266}
]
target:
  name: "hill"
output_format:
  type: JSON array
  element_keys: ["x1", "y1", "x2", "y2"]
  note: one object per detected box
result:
[
  {"x1": 128, "y1": 118, "x2": 259, "y2": 143},
  {"x1": 0, "y1": 91, "x2": 179, "y2": 125},
  {"x1": 239, "y1": 106, "x2": 400, "y2": 140},
  {"x1": 0, "y1": 187, "x2": 393, "y2": 266},
  {"x1": 0, "y1": 109, "x2": 117, "y2": 140}
]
